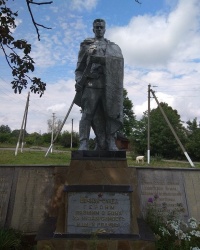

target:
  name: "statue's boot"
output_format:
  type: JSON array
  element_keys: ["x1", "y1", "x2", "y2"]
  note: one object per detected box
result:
[
  {"x1": 106, "y1": 120, "x2": 118, "y2": 151},
  {"x1": 93, "y1": 132, "x2": 107, "y2": 151},
  {"x1": 107, "y1": 134, "x2": 118, "y2": 151},
  {"x1": 78, "y1": 120, "x2": 90, "y2": 150}
]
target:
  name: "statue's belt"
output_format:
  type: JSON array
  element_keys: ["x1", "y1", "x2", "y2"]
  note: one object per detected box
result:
[{"x1": 87, "y1": 72, "x2": 101, "y2": 79}]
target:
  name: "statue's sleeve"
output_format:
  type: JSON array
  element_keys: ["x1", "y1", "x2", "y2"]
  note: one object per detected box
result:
[{"x1": 75, "y1": 43, "x2": 87, "y2": 83}]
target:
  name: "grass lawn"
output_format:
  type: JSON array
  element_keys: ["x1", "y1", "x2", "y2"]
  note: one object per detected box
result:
[
  {"x1": 0, "y1": 149, "x2": 71, "y2": 165},
  {"x1": 0, "y1": 148, "x2": 199, "y2": 168}
]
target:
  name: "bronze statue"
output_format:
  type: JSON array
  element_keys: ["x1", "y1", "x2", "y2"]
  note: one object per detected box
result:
[{"x1": 75, "y1": 19, "x2": 124, "y2": 151}]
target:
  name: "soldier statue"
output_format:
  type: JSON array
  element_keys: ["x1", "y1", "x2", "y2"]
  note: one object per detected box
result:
[{"x1": 74, "y1": 19, "x2": 124, "y2": 151}]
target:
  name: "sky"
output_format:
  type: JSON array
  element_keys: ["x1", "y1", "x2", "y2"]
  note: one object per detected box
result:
[{"x1": 0, "y1": 0, "x2": 200, "y2": 135}]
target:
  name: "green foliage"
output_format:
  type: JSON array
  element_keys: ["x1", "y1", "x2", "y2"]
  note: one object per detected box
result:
[
  {"x1": 131, "y1": 114, "x2": 148, "y2": 155},
  {"x1": 26, "y1": 132, "x2": 42, "y2": 145},
  {"x1": 0, "y1": 125, "x2": 11, "y2": 143},
  {"x1": 145, "y1": 198, "x2": 200, "y2": 250},
  {"x1": 186, "y1": 118, "x2": 200, "y2": 160},
  {"x1": 0, "y1": 150, "x2": 71, "y2": 165},
  {"x1": 0, "y1": 228, "x2": 22, "y2": 250},
  {"x1": 131, "y1": 103, "x2": 187, "y2": 159},
  {"x1": 148, "y1": 103, "x2": 187, "y2": 158},
  {"x1": 60, "y1": 131, "x2": 79, "y2": 148},
  {"x1": 0, "y1": 228, "x2": 37, "y2": 250},
  {"x1": 41, "y1": 133, "x2": 51, "y2": 144},
  {"x1": 88, "y1": 138, "x2": 95, "y2": 150},
  {"x1": 0, "y1": 149, "x2": 199, "y2": 167},
  {"x1": 122, "y1": 88, "x2": 136, "y2": 137},
  {"x1": 0, "y1": 133, "x2": 10, "y2": 143},
  {"x1": 0, "y1": 0, "x2": 47, "y2": 96},
  {"x1": 0, "y1": 125, "x2": 11, "y2": 133},
  {"x1": 11, "y1": 129, "x2": 20, "y2": 138}
]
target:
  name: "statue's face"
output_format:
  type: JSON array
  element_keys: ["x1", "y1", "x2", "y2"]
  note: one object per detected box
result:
[{"x1": 93, "y1": 22, "x2": 106, "y2": 38}]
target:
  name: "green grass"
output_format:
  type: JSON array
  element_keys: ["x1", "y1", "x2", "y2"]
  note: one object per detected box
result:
[
  {"x1": 0, "y1": 148, "x2": 199, "y2": 168},
  {"x1": 0, "y1": 149, "x2": 71, "y2": 165}
]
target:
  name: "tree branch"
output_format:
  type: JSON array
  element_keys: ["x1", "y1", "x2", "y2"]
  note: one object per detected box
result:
[
  {"x1": 35, "y1": 22, "x2": 52, "y2": 29},
  {"x1": 29, "y1": 1, "x2": 53, "y2": 5},
  {"x1": 0, "y1": 43, "x2": 13, "y2": 70},
  {"x1": 26, "y1": 0, "x2": 52, "y2": 41}
]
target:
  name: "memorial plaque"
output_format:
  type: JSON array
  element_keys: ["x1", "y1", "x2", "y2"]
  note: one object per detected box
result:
[
  {"x1": 10, "y1": 167, "x2": 54, "y2": 232},
  {"x1": 138, "y1": 169, "x2": 189, "y2": 219},
  {"x1": 0, "y1": 168, "x2": 15, "y2": 228},
  {"x1": 66, "y1": 192, "x2": 131, "y2": 234}
]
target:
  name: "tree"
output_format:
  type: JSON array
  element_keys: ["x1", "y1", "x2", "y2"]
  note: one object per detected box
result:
[
  {"x1": 0, "y1": 124, "x2": 11, "y2": 133},
  {"x1": 132, "y1": 103, "x2": 187, "y2": 159},
  {"x1": 131, "y1": 112, "x2": 148, "y2": 155},
  {"x1": 60, "y1": 131, "x2": 79, "y2": 148},
  {"x1": 122, "y1": 88, "x2": 136, "y2": 137},
  {"x1": 26, "y1": 132, "x2": 43, "y2": 146},
  {"x1": 11, "y1": 129, "x2": 20, "y2": 137},
  {"x1": 0, "y1": 0, "x2": 52, "y2": 96},
  {"x1": 186, "y1": 117, "x2": 199, "y2": 135},
  {"x1": 41, "y1": 132, "x2": 51, "y2": 144},
  {"x1": 0, "y1": 124, "x2": 11, "y2": 142},
  {"x1": 185, "y1": 118, "x2": 200, "y2": 160},
  {"x1": 47, "y1": 117, "x2": 62, "y2": 134}
]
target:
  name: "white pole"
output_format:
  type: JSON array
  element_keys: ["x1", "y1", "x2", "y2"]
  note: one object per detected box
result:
[
  {"x1": 21, "y1": 92, "x2": 30, "y2": 153},
  {"x1": 151, "y1": 89, "x2": 195, "y2": 168},
  {"x1": 147, "y1": 149, "x2": 150, "y2": 165},
  {"x1": 71, "y1": 118, "x2": 73, "y2": 149},
  {"x1": 147, "y1": 84, "x2": 151, "y2": 164},
  {"x1": 15, "y1": 92, "x2": 30, "y2": 156},
  {"x1": 184, "y1": 152, "x2": 195, "y2": 168},
  {"x1": 50, "y1": 113, "x2": 55, "y2": 153},
  {"x1": 45, "y1": 100, "x2": 74, "y2": 157}
]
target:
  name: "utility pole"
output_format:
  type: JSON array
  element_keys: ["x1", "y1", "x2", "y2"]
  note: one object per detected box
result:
[
  {"x1": 150, "y1": 89, "x2": 195, "y2": 168},
  {"x1": 71, "y1": 118, "x2": 73, "y2": 149},
  {"x1": 147, "y1": 84, "x2": 151, "y2": 164},
  {"x1": 51, "y1": 113, "x2": 55, "y2": 153},
  {"x1": 15, "y1": 92, "x2": 30, "y2": 156},
  {"x1": 45, "y1": 99, "x2": 74, "y2": 157}
]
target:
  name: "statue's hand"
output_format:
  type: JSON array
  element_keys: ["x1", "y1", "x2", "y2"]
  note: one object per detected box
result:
[
  {"x1": 75, "y1": 82, "x2": 82, "y2": 92},
  {"x1": 87, "y1": 45, "x2": 97, "y2": 55}
]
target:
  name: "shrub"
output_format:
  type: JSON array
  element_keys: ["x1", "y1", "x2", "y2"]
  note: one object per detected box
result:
[
  {"x1": 0, "y1": 228, "x2": 22, "y2": 249},
  {"x1": 145, "y1": 196, "x2": 200, "y2": 249}
]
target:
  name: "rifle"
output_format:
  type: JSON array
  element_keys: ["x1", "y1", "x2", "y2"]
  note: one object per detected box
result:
[{"x1": 45, "y1": 57, "x2": 93, "y2": 157}]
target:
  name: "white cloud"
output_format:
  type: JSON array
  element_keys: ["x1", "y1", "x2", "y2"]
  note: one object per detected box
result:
[
  {"x1": 70, "y1": 0, "x2": 98, "y2": 11},
  {"x1": 47, "y1": 103, "x2": 66, "y2": 112},
  {"x1": 29, "y1": 17, "x2": 88, "y2": 68},
  {"x1": 105, "y1": 0, "x2": 200, "y2": 126},
  {"x1": 107, "y1": 0, "x2": 200, "y2": 67},
  {"x1": 0, "y1": 78, "x2": 81, "y2": 134}
]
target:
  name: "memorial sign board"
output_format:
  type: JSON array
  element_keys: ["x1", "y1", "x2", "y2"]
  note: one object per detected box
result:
[
  {"x1": 10, "y1": 167, "x2": 54, "y2": 232},
  {"x1": 66, "y1": 191, "x2": 131, "y2": 234},
  {"x1": 0, "y1": 168, "x2": 14, "y2": 228},
  {"x1": 138, "y1": 169, "x2": 189, "y2": 219}
]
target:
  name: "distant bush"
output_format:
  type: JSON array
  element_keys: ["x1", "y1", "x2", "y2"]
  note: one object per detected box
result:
[
  {"x1": 0, "y1": 228, "x2": 22, "y2": 249},
  {"x1": 0, "y1": 133, "x2": 10, "y2": 143}
]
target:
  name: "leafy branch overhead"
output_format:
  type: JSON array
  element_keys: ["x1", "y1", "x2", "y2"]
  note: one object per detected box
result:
[{"x1": 0, "y1": 0, "x2": 52, "y2": 96}]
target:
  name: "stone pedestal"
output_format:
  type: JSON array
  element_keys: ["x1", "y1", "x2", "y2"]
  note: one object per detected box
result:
[{"x1": 37, "y1": 151, "x2": 155, "y2": 250}]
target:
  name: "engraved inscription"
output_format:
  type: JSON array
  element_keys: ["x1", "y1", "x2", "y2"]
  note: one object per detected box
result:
[
  {"x1": 67, "y1": 192, "x2": 131, "y2": 234},
  {"x1": 138, "y1": 170, "x2": 189, "y2": 218},
  {"x1": 0, "y1": 169, "x2": 14, "y2": 228},
  {"x1": 10, "y1": 168, "x2": 54, "y2": 232}
]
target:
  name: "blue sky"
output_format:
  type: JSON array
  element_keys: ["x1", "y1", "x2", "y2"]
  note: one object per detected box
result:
[{"x1": 0, "y1": 0, "x2": 200, "y2": 134}]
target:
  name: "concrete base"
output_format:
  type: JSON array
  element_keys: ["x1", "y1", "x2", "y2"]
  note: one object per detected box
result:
[
  {"x1": 36, "y1": 151, "x2": 155, "y2": 249},
  {"x1": 37, "y1": 238, "x2": 155, "y2": 250}
]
